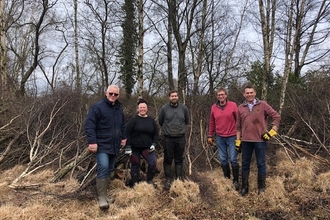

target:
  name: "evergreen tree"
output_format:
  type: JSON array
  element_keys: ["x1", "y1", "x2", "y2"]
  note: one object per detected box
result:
[{"x1": 119, "y1": 0, "x2": 137, "y2": 98}]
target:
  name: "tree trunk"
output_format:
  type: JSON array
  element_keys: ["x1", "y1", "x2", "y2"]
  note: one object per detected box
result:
[
  {"x1": 0, "y1": 0, "x2": 7, "y2": 99},
  {"x1": 258, "y1": 0, "x2": 276, "y2": 100},
  {"x1": 74, "y1": 0, "x2": 81, "y2": 94},
  {"x1": 137, "y1": 0, "x2": 144, "y2": 98}
]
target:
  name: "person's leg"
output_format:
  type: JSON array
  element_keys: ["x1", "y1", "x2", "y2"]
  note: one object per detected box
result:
[
  {"x1": 227, "y1": 135, "x2": 239, "y2": 190},
  {"x1": 95, "y1": 153, "x2": 110, "y2": 209},
  {"x1": 142, "y1": 149, "x2": 157, "y2": 188},
  {"x1": 240, "y1": 142, "x2": 254, "y2": 196},
  {"x1": 105, "y1": 154, "x2": 116, "y2": 203},
  {"x1": 163, "y1": 137, "x2": 174, "y2": 189},
  {"x1": 130, "y1": 151, "x2": 141, "y2": 187},
  {"x1": 174, "y1": 136, "x2": 186, "y2": 180},
  {"x1": 255, "y1": 141, "x2": 267, "y2": 194},
  {"x1": 216, "y1": 135, "x2": 230, "y2": 179},
  {"x1": 227, "y1": 136, "x2": 238, "y2": 166}
]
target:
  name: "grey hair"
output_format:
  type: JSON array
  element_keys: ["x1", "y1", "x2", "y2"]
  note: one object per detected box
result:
[{"x1": 106, "y1": 85, "x2": 120, "y2": 93}]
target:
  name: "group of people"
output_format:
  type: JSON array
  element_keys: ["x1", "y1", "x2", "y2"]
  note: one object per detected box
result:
[
  {"x1": 84, "y1": 84, "x2": 280, "y2": 210},
  {"x1": 208, "y1": 85, "x2": 280, "y2": 197},
  {"x1": 84, "y1": 85, "x2": 189, "y2": 209}
]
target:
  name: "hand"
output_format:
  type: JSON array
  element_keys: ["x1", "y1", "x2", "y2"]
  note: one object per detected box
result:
[
  {"x1": 149, "y1": 144, "x2": 155, "y2": 153},
  {"x1": 235, "y1": 140, "x2": 241, "y2": 153},
  {"x1": 207, "y1": 137, "x2": 215, "y2": 146},
  {"x1": 124, "y1": 145, "x2": 132, "y2": 155},
  {"x1": 88, "y1": 144, "x2": 98, "y2": 153},
  {"x1": 121, "y1": 139, "x2": 127, "y2": 146},
  {"x1": 261, "y1": 129, "x2": 277, "y2": 141}
]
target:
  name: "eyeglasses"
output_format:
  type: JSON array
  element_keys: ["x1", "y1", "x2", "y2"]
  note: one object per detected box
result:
[
  {"x1": 109, "y1": 92, "x2": 119, "y2": 97},
  {"x1": 217, "y1": 94, "x2": 226, "y2": 96}
]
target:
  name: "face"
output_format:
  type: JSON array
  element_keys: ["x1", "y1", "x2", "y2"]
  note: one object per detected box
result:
[
  {"x1": 106, "y1": 86, "x2": 120, "y2": 102},
  {"x1": 138, "y1": 103, "x2": 148, "y2": 116},
  {"x1": 216, "y1": 90, "x2": 227, "y2": 103},
  {"x1": 169, "y1": 92, "x2": 179, "y2": 104},
  {"x1": 243, "y1": 88, "x2": 256, "y2": 103}
]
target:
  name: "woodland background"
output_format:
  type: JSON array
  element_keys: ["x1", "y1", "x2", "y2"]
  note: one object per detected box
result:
[{"x1": 0, "y1": 0, "x2": 330, "y2": 219}]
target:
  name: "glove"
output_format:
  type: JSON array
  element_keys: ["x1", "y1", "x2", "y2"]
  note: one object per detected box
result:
[
  {"x1": 207, "y1": 137, "x2": 215, "y2": 146},
  {"x1": 124, "y1": 145, "x2": 132, "y2": 155},
  {"x1": 149, "y1": 143, "x2": 156, "y2": 153},
  {"x1": 261, "y1": 129, "x2": 277, "y2": 141},
  {"x1": 235, "y1": 140, "x2": 241, "y2": 153}
]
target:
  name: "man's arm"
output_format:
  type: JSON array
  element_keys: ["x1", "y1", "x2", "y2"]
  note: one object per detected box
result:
[
  {"x1": 208, "y1": 108, "x2": 215, "y2": 137},
  {"x1": 84, "y1": 106, "x2": 97, "y2": 144},
  {"x1": 184, "y1": 105, "x2": 189, "y2": 125},
  {"x1": 158, "y1": 106, "x2": 165, "y2": 126}
]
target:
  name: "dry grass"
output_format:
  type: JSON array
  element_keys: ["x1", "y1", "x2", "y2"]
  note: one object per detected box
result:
[{"x1": 0, "y1": 148, "x2": 330, "y2": 219}]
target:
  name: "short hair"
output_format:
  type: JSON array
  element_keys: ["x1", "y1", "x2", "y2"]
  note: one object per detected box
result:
[
  {"x1": 244, "y1": 83, "x2": 255, "y2": 91},
  {"x1": 215, "y1": 87, "x2": 227, "y2": 95},
  {"x1": 168, "y1": 90, "x2": 178, "y2": 96},
  {"x1": 106, "y1": 85, "x2": 120, "y2": 93},
  {"x1": 137, "y1": 98, "x2": 148, "y2": 105}
]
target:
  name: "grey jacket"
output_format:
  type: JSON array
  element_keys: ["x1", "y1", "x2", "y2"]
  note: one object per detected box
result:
[{"x1": 158, "y1": 103, "x2": 189, "y2": 137}]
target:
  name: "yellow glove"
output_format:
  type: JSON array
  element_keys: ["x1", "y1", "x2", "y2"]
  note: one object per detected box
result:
[
  {"x1": 261, "y1": 129, "x2": 277, "y2": 141},
  {"x1": 207, "y1": 137, "x2": 215, "y2": 146},
  {"x1": 235, "y1": 140, "x2": 241, "y2": 153}
]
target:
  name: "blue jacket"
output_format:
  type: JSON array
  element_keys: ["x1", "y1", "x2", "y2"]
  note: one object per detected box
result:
[{"x1": 84, "y1": 97, "x2": 126, "y2": 155}]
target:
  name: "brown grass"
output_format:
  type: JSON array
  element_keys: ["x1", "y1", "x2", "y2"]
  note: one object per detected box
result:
[{"x1": 0, "y1": 148, "x2": 330, "y2": 219}]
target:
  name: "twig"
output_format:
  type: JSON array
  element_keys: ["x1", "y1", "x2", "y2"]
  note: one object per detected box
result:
[
  {"x1": 80, "y1": 163, "x2": 97, "y2": 187},
  {"x1": 186, "y1": 106, "x2": 193, "y2": 175},
  {"x1": 297, "y1": 111, "x2": 330, "y2": 155}
]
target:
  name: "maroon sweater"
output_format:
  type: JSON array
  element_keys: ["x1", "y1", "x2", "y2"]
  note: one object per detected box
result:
[
  {"x1": 208, "y1": 100, "x2": 237, "y2": 137},
  {"x1": 236, "y1": 99, "x2": 281, "y2": 142}
]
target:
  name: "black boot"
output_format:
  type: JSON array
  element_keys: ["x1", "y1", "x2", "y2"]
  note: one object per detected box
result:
[
  {"x1": 221, "y1": 164, "x2": 231, "y2": 179},
  {"x1": 146, "y1": 168, "x2": 157, "y2": 188},
  {"x1": 258, "y1": 174, "x2": 266, "y2": 195},
  {"x1": 163, "y1": 164, "x2": 172, "y2": 190},
  {"x1": 240, "y1": 173, "x2": 249, "y2": 196},
  {"x1": 129, "y1": 172, "x2": 139, "y2": 187},
  {"x1": 232, "y1": 164, "x2": 239, "y2": 191},
  {"x1": 175, "y1": 165, "x2": 183, "y2": 180}
]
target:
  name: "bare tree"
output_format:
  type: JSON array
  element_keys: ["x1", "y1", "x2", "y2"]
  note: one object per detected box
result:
[
  {"x1": 17, "y1": 0, "x2": 58, "y2": 96},
  {"x1": 168, "y1": 0, "x2": 201, "y2": 94},
  {"x1": 137, "y1": 0, "x2": 144, "y2": 98},
  {"x1": 190, "y1": 0, "x2": 207, "y2": 95},
  {"x1": 203, "y1": 1, "x2": 249, "y2": 94},
  {"x1": 74, "y1": 0, "x2": 81, "y2": 94},
  {"x1": 0, "y1": 0, "x2": 6, "y2": 99},
  {"x1": 258, "y1": 0, "x2": 277, "y2": 100},
  {"x1": 81, "y1": 0, "x2": 121, "y2": 94},
  {"x1": 278, "y1": 0, "x2": 330, "y2": 114},
  {"x1": 146, "y1": 0, "x2": 175, "y2": 91}
]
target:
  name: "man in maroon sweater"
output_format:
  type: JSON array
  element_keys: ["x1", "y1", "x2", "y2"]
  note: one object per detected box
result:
[
  {"x1": 208, "y1": 87, "x2": 239, "y2": 191},
  {"x1": 236, "y1": 84, "x2": 281, "y2": 196}
]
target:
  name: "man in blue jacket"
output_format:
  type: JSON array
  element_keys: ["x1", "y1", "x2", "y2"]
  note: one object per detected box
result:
[{"x1": 84, "y1": 85, "x2": 127, "y2": 209}]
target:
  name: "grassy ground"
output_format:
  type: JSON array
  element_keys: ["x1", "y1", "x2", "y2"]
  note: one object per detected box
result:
[{"x1": 0, "y1": 148, "x2": 330, "y2": 220}]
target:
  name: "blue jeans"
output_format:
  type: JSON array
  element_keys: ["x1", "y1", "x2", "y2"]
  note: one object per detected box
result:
[
  {"x1": 216, "y1": 135, "x2": 238, "y2": 166},
  {"x1": 96, "y1": 153, "x2": 116, "y2": 178},
  {"x1": 241, "y1": 141, "x2": 267, "y2": 176}
]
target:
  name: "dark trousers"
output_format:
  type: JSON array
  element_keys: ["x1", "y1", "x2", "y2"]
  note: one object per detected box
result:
[
  {"x1": 130, "y1": 149, "x2": 157, "y2": 175},
  {"x1": 241, "y1": 141, "x2": 267, "y2": 176},
  {"x1": 163, "y1": 136, "x2": 186, "y2": 166}
]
